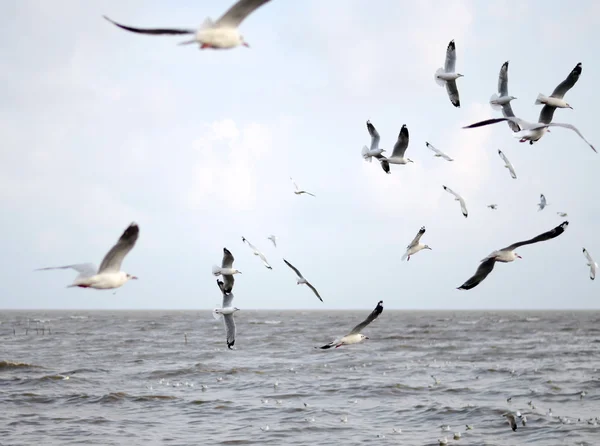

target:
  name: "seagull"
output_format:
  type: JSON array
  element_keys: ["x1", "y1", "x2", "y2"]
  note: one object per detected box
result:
[
  {"x1": 443, "y1": 185, "x2": 468, "y2": 218},
  {"x1": 457, "y1": 221, "x2": 569, "y2": 290},
  {"x1": 431, "y1": 375, "x2": 441, "y2": 385},
  {"x1": 465, "y1": 425, "x2": 474, "y2": 430},
  {"x1": 35, "y1": 222, "x2": 139, "y2": 290},
  {"x1": 426, "y1": 142, "x2": 454, "y2": 161},
  {"x1": 453, "y1": 432, "x2": 461, "y2": 440},
  {"x1": 498, "y1": 150, "x2": 517, "y2": 179},
  {"x1": 462, "y1": 116, "x2": 596, "y2": 153},
  {"x1": 434, "y1": 40, "x2": 463, "y2": 108},
  {"x1": 490, "y1": 61, "x2": 518, "y2": 115},
  {"x1": 538, "y1": 194, "x2": 548, "y2": 211},
  {"x1": 267, "y1": 235, "x2": 277, "y2": 248},
  {"x1": 378, "y1": 125, "x2": 413, "y2": 174},
  {"x1": 241, "y1": 237, "x2": 272, "y2": 269},
  {"x1": 103, "y1": 0, "x2": 272, "y2": 50},
  {"x1": 583, "y1": 248, "x2": 597, "y2": 280},
  {"x1": 283, "y1": 259, "x2": 322, "y2": 302},
  {"x1": 557, "y1": 212, "x2": 568, "y2": 217},
  {"x1": 213, "y1": 279, "x2": 239, "y2": 349},
  {"x1": 438, "y1": 438, "x2": 448, "y2": 446},
  {"x1": 317, "y1": 300, "x2": 383, "y2": 349},
  {"x1": 503, "y1": 413, "x2": 518, "y2": 431},
  {"x1": 363, "y1": 120, "x2": 386, "y2": 162},
  {"x1": 488, "y1": 204, "x2": 498, "y2": 210},
  {"x1": 401, "y1": 226, "x2": 432, "y2": 261},
  {"x1": 212, "y1": 248, "x2": 241, "y2": 293},
  {"x1": 290, "y1": 177, "x2": 316, "y2": 197},
  {"x1": 536, "y1": 63, "x2": 581, "y2": 124}
]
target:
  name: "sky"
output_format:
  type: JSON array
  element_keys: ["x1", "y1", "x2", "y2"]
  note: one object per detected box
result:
[{"x1": 2, "y1": 0, "x2": 600, "y2": 310}]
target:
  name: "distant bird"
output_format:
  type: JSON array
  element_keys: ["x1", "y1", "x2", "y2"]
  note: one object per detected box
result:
[
  {"x1": 438, "y1": 438, "x2": 448, "y2": 446},
  {"x1": 267, "y1": 235, "x2": 277, "y2": 248},
  {"x1": 431, "y1": 375, "x2": 441, "y2": 385},
  {"x1": 465, "y1": 425, "x2": 474, "y2": 431},
  {"x1": 401, "y1": 226, "x2": 432, "y2": 261},
  {"x1": 538, "y1": 194, "x2": 548, "y2": 211},
  {"x1": 363, "y1": 120, "x2": 386, "y2": 162},
  {"x1": 241, "y1": 237, "x2": 272, "y2": 269},
  {"x1": 212, "y1": 248, "x2": 241, "y2": 293},
  {"x1": 378, "y1": 125, "x2": 413, "y2": 174},
  {"x1": 103, "y1": 0, "x2": 272, "y2": 50},
  {"x1": 443, "y1": 185, "x2": 468, "y2": 218},
  {"x1": 503, "y1": 413, "x2": 518, "y2": 431},
  {"x1": 426, "y1": 142, "x2": 454, "y2": 161},
  {"x1": 290, "y1": 177, "x2": 316, "y2": 197},
  {"x1": 557, "y1": 212, "x2": 568, "y2": 217},
  {"x1": 434, "y1": 40, "x2": 463, "y2": 108},
  {"x1": 35, "y1": 222, "x2": 139, "y2": 290},
  {"x1": 490, "y1": 61, "x2": 518, "y2": 120},
  {"x1": 453, "y1": 432, "x2": 461, "y2": 440},
  {"x1": 317, "y1": 300, "x2": 383, "y2": 349},
  {"x1": 583, "y1": 248, "x2": 597, "y2": 280},
  {"x1": 457, "y1": 221, "x2": 569, "y2": 290},
  {"x1": 214, "y1": 279, "x2": 239, "y2": 349},
  {"x1": 536, "y1": 63, "x2": 581, "y2": 124},
  {"x1": 488, "y1": 204, "x2": 498, "y2": 210},
  {"x1": 507, "y1": 397, "x2": 512, "y2": 403},
  {"x1": 498, "y1": 150, "x2": 517, "y2": 179},
  {"x1": 521, "y1": 415, "x2": 527, "y2": 426},
  {"x1": 283, "y1": 259, "x2": 322, "y2": 302}
]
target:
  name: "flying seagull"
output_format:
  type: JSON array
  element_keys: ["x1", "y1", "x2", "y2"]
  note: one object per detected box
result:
[
  {"x1": 212, "y1": 248, "x2": 241, "y2": 293},
  {"x1": 103, "y1": 0, "x2": 272, "y2": 50},
  {"x1": 401, "y1": 226, "x2": 432, "y2": 261},
  {"x1": 434, "y1": 40, "x2": 463, "y2": 108},
  {"x1": 583, "y1": 248, "x2": 597, "y2": 280},
  {"x1": 282, "y1": 259, "x2": 322, "y2": 302},
  {"x1": 426, "y1": 142, "x2": 454, "y2": 161},
  {"x1": 443, "y1": 185, "x2": 468, "y2": 218},
  {"x1": 290, "y1": 177, "x2": 316, "y2": 197},
  {"x1": 317, "y1": 300, "x2": 383, "y2": 349},
  {"x1": 363, "y1": 120, "x2": 386, "y2": 162},
  {"x1": 267, "y1": 235, "x2": 277, "y2": 248},
  {"x1": 498, "y1": 150, "x2": 517, "y2": 179},
  {"x1": 457, "y1": 221, "x2": 569, "y2": 290},
  {"x1": 241, "y1": 237, "x2": 272, "y2": 269},
  {"x1": 488, "y1": 204, "x2": 498, "y2": 210},
  {"x1": 214, "y1": 279, "x2": 239, "y2": 349},
  {"x1": 503, "y1": 413, "x2": 518, "y2": 432},
  {"x1": 35, "y1": 222, "x2": 139, "y2": 290},
  {"x1": 536, "y1": 63, "x2": 581, "y2": 124},
  {"x1": 538, "y1": 194, "x2": 547, "y2": 211},
  {"x1": 490, "y1": 61, "x2": 517, "y2": 118},
  {"x1": 557, "y1": 212, "x2": 568, "y2": 217},
  {"x1": 378, "y1": 125, "x2": 413, "y2": 174}
]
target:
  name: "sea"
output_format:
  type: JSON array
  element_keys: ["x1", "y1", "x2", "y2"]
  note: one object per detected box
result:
[{"x1": 1, "y1": 310, "x2": 600, "y2": 446}]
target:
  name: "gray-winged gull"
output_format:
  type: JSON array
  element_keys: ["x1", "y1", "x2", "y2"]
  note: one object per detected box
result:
[
  {"x1": 583, "y1": 248, "x2": 597, "y2": 280},
  {"x1": 283, "y1": 258, "x2": 323, "y2": 302},
  {"x1": 214, "y1": 279, "x2": 239, "y2": 349},
  {"x1": 317, "y1": 300, "x2": 383, "y2": 349},
  {"x1": 401, "y1": 226, "x2": 432, "y2": 261},
  {"x1": 536, "y1": 63, "x2": 581, "y2": 124},
  {"x1": 443, "y1": 185, "x2": 468, "y2": 218},
  {"x1": 434, "y1": 40, "x2": 463, "y2": 108},
  {"x1": 498, "y1": 150, "x2": 517, "y2": 179},
  {"x1": 212, "y1": 248, "x2": 241, "y2": 293},
  {"x1": 241, "y1": 236, "x2": 272, "y2": 269}
]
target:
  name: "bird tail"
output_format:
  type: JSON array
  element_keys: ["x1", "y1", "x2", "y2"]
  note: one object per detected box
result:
[
  {"x1": 212, "y1": 265, "x2": 222, "y2": 276},
  {"x1": 212, "y1": 308, "x2": 222, "y2": 320},
  {"x1": 535, "y1": 93, "x2": 547, "y2": 105},
  {"x1": 361, "y1": 145, "x2": 370, "y2": 160},
  {"x1": 434, "y1": 68, "x2": 446, "y2": 87},
  {"x1": 489, "y1": 93, "x2": 502, "y2": 110}
]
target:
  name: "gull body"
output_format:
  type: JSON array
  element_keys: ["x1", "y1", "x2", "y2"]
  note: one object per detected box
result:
[
  {"x1": 377, "y1": 125, "x2": 413, "y2": 173},
  {"x1": 536, "y1": 63, "x2": 582, "y2": 123},
  {"x1": 583, "y1": 248, "x2": 597, "y2": 280},
  {"x1": 488, "y1": 204, "x2": 498, "y2": 210},
  {"x1": 434, "y1": 40, "x2": 463, "y2": 108},
  {"x1": 212, "y1": 247, "x2": 241, "y2": 293},
  {"x1": 490, "y1": 61, "x2": 517, "y2": 111},
  {"x1": 365, "y1": 120, "x2": 388, "y2": 164},
  {"x1": 443, "y1": 185, "x2": 468, "y2": 218},
  {"x1": 402, "y1": 226, "x2": 432, "y2": 261},
  {"x1": 557, "y1": 212, "x2": 568, "y2": 217},
  {"x1": 538, "y1": 194, "x2": 547, "y2": 211},
  {"x1": 318, "y1": 301, "x2": 383, "y2": 349}
]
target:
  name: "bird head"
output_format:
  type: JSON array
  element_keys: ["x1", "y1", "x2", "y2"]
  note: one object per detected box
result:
[
  {"x1": 424, "y1": 245, "x2": 432, "y2": 250},
  {"x1": 509, "y1": 95, "x2": 517, "y2": 101},
  {"x1": 566, "y1": 103, "x2": 573, "y2": 109},
  {"x1": 234, "y1": 269, "x2": 242, "y2": 275},
  {"x1": 361, "y1": 334, "x2": 369, "y2": 340},
  {"x1": 233, "y1": 307, "x2": 241, "y2": 312},
  {"x1": 457, "y1": 73, "x2": 464, "y2": 78},
  {"x1": 514, "y1": 253, "x2": 522, "y2": 259},
  {"x1": 407, "y1": 158, "x2": 414, "y2": 163}
]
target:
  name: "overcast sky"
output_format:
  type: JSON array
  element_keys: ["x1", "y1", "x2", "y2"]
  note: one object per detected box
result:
[{"x1": 2, "y1": 0, "x2": 600, "y2": 310}]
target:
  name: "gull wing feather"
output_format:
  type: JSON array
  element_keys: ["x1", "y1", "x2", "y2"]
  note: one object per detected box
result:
[
  {"x1": 498, "y1": 61, "x2": 509, "y2": 96},
  {"x1": 366, "y1": 120, "x2": 380, "y2": 151},
  {"x1": 391, "y1": 125, "x2": 409, "y2": 158},
  {"x1": 503, "y1": 221, "x2": 569, "y2": 251},
  {"x1": 546, "y1": 122, "x2": 596, "y2": 153},
  {"x1": 222, "y1": 248, "x2": 235, "y2": 269},
  {"x1": 98, "y1": 222, "x2": 140, "y2": 273},
  {"x1": 444, "y1": 40, "x2": 456, "y2": 72},
  {"x1": 379, "y1": 158, "x2": 390, "y2": 174},
  {"x1": 258, "y1": 252, "x2": 272, "y2": 269},
  {"x1": 583, "y1": 248, "x2": 596, "y2": 280},
  {"x1": 426, "y1": 142, "x2": 453, "y2": 161},
  {"x1": 348, "y1": 300, "x2": 384, "y2": 335},
  {"x1": 446, "y1": 80, "x2": 460, "y2": 108},
  {"x1": 305, "y1": 281, "x2": 323, "y2": 302},
  {"x1": 550, "y1": 62, "x2": 582, "y2": 99},
  {"x1": 216, "y1": 0, "x2": 272, "y2": 27},
  {"x1": 223, "y1": 314, "x2": 236, "y2": 349},
  {"x1": 217, "y1": 280, "x2": 235, "y2": 307},
  {"x1": 443, "y1": 186, "x2": 468, "y2": 217},
  {"x1": 408, "y1": 226, "x2": 426, "y2": 249},
  {"x1": 35, "y1": 263, "x2": 97, "y2": 280},
  {"x1": 498, "y1": 150, "x2": 517, "y2": 179},
  {"x1": 457, "y1": 257, "x2": 497, "y2": 290},
  {"x1": 283, "y1": 258, "x2": 304, "y2": 279},
  {"x1": 103, "y1": 16, "x2": 194, "y2": 35}
]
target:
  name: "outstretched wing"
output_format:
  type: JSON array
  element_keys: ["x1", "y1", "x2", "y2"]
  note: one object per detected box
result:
[
  {"x1": 223, "y1": 313, "x2": 236, "y2": 349},
  {"x1": 446, "y1": 80, "x2": 460, "y2": 108},
  {"x1": 391, "y1": 125, "x2": 410, "y2": 158},
  {"x1": 222, "y1": 248, "x2": 235, "y2": 269},
  {"x1": 222, "y1": 274, "x2": 235, "y2": 294},
  {"x1": 216, "y1": 0, "x2": 272, "y2": 27},
  {"x1": 217, "y1": 280, "x2": 235, "y2": 307},
  {"x1": 348, "y1": 300, "x2": 384, "y2": 335},
  {"x1": 305, "y1": 281, "x2": 323, "y2": 302},
  {"x1": 551, "y1": 62, "x2": 582, "y2": 99},
  {"x1": 258, "y1": 252, "x2": 272, "y2": 269},
  {"x1": 379, "y1": 158, "x2": 390, "y2": 174},
  {"x1": 103, "y1": 16, "x2": 194, "y2": 35},
  {"x1": 98, "y1": 222, "x2": 140, "y2": 273},
  {"x1": 35, "y1": 263, "x2": 97, "y2": 280},
  {"x1": 283, "y1": 258, "x2": 303, "y2": 279},
  {"x1": 241, "y1": 236, "x2": 257, "y2": 252},
  {"x1": 408, "y1": 226, "x2": 426, "y2": 249},
  {"x1": 583, "y1": 248, "x2": 596, "y2": 280},
  {"x1": 463, "y1": 117, "x2": 524, "y2": 131},
  {"x1": 444, "y1": 40, "x2": 456, "y2": 72},
  {"x1": 498, "y1": 150, "x2": 517, "y2": 179},
  {"x1": 503, "y1": 221, "x2": 569, "y2": 251},
  {"x1": 366, "y1": 120, "x2": 380, "y2": 151},
  {"x1": 426, "y1": 142, "x2": 453, "y2": 161},
  {"x1": 457, "y1": 258, "x2": 497, "y2": 290},
  {"x1": 498, "y1": 61, "x2": 509, "y2": 96},
  {"x1": 546, "y1": 122, "x2": 596, "y2": 153}
]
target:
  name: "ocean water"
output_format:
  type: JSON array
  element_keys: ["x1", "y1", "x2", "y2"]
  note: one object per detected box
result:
[{"x1": 1, "y1": 310, "x2": 600, "y2": 445}]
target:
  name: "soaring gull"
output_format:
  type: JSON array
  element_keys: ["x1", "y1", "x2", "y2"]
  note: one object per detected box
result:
[
  {"x1": 457, "y1": 221, "x2": 569, "y2": 290},
  {"x1": 241, "y1": 236, "x2": 272, "y2": 269},
  {"x1": 283, "y1": 259, "x2": 322, "y2": 302},
  {"x1": 317, "y1": 300, "x2": 383, "y2": 349},
  {"x1": 401, "y1": 226, "x2": 432, "y2": 261},
  {"x1": 214, "y1": 279, "x2": 239, "y2": 349},
  {"x1": 103, "y1": 0, "x2": 272, "y2": 50},
  {"x1": 434, "y1": 40, "x2": 464, "y2": 108},
  {"x1": 583, "y1": 248, "x2": 597, "y2": 280},
  {"x1": 557, "y1": 212, "x2": 568, "y2": 217},
  {"x1": 488, "y1": 204, "x2": 498, "y2": 210},
  {"x1": 443, "y1": 185, "x2": 468, "y2": 218},
  {"x1": 498, "y1": 150, "x2": 517, "y2": 179},
  {"x1": 212, "y1": 248, "x2": 241, "y2": 293},
  {"x1": 426, "y1": 142, "x2": 454, "y2": 161},
  {"x1": 290, "y1": 177, "x2": 316, "y2": 197},
  {"x1": 536, "y1": 63, "x2": 581, "y2": 124},
  {"x1": 490, "y1": 61, "x2": 517, "y2": 118},
  {"x1": 538, "y1": 194, "x2": 547, "y2": 211},
  {"x1": 378, "y1": 125, "x2": 413, "y2": 174},
  {"x1": 35, "y1": 222, "x2": 139, "y2": 290},
  {"x1": 363, "y1": 120, "x2": 386, "y2": 162},
  {"x1": 267, "y1": 235, "x2": 277, "y2": 248},
  {"x1": 503, "y1": 413, "x2": 519, "y2": 432}
]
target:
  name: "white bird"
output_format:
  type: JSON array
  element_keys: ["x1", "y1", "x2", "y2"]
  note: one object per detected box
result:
[
  {"x1": 465, "y1": 425, "x2": 474, "y2": 430},
  {"x1": 498, "y1": 150, "x2": 517, "y2": 179},
  {"x1": 538, "y1": 194, "x2": 548, "y2": 211},
  {"x1": 583, "y1": 248, "x2": 598, "y2": 280},
  {"x1": 212, "y1": 248, "x2": 241, "y2": 293},
  {"x1": 401, "y1": 226, "x2": 432, "y2": 261},
  {"x1": 453, "y1": 432, "x2": 461, "y2": 440},
  {"x1": 490, "y1": 61, "x2": 517, "y2": 114},
  {"x1": 434, "y1": 39, "x2": 463, "y2": 108},
  {"x1": 317, "y1": 300, "x2": 383, "y2": 349},
  {"x1": 241, "y1": 236, "x2": 272, "y2": 269},
  {"x1": 426, "y1": 142, "x2": 454, "y2": 161},
  {"x1": 267, "y1": 235, "x2": 277, "y2": 248},
  {"x1": 457, "y1": 221, "x2": 569, "y2": 290},
  {"x1": 557, "y1": 212, "x2": 568, "y2": 217},
  {"x1": 363, "y1": 120, "x2": 386, "y2": 162},
  {"x1": 443, "y1": 185, "x2": 468, "y2": 218},
  {"x1": 431, "y1": 375, "x2": 441, "y2": 385},
  {"x1": 503, "y1": 413, "x2": 518, "y2": 431},
  {"x1": 290, "y1": 177, "x2": 316, "y2": 197},
  {"x1": 488, "y1": 204, "x2": 498, "y2": 210},
  {"x1": 377, "y1": 125, "x2": 413, "y2": 174},
  {"x1": 283, "y1": 259, "x2": 322, "y2": 302},
  {"x1": 103, "y1": 0, "x2": 272, "y2": 50},
  {"x1": 213, "y1": 279, "x2": 239, "y2": 349},
  {"x1": 438, "y1": 438, "x2": 448, "y2": 445},
  {"x1": 536, "y1": 63, "x2": 581, "y2": 123},
  {"x1": 35, "y1": 222, "x2": 139, "y2": 290}
]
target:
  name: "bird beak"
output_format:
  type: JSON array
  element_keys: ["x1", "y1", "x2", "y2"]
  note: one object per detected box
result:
[
  {"x1": 132, "y1": 276, "x2": 138, "y2": 280},
  {"x1": 427, "y1": 247, "x2": 433, "y2": 250},
  {"x1": 242, "y1": 42, "x2": 250, "y2": 48},
  {"x1": 516, "y1": 255, "x2": 522, "y2": 259},
  {"x1": 238, "y1": 271, "x2": 243, "y2": 274},
  {"x1": 365, "y1": 336, "x2": 370, "y2": 340},
  {"x1": 568, "y1": 106, "x2": 573, "y2": 110}
]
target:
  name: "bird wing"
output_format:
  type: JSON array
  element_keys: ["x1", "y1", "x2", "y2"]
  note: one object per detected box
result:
[
  {"x1": 444, "y1": 40, "x2": 456, "y2": 72},
  {"x1": 391, "y1": 125, "x2": 410, "y2": 158},
  {"x1": 366, "y1": 120, "x2": 380, "y2": 151},
  {"x1": 35, "y1": 263, "x2": 98, "y2": 280},
  {"x1": 98, "y1": 222, "x2": 140, "y2": 273},
  {"x1": 103, "y1": 16, "x2": 194, "y2": 35},
  {"x1": 283, "y1": 258, "x2": 303, "y2": 279},
  {"x1": 503, "y1": 221, "x2": 569, "y2": 251},
  {"x1": 217, "y1": 280, "x2": 235, "y2": 306},
  {"x1": 348, "y1": 300, "x2": 384, "y2": 335},
  {"x1": 540, "y1": 194, "x2": 546, "y2": 207},
  {"x1": 268, "y1": 236, "x2": 277, "y2": 247},
  {"x1": 216, "y1": 0, "x2": 272, "y2": 27},
  {"x1": 445, "y1": 80, "x2": 460, "y2": 108},
  {"x1": 222, "y1": 248, "x2": 235, "y2": 269},
  {"x1": 223, "y1": 313, "x2": 236, "y2": 349},
  {"x1": 305, "y1": 282, "x2": 323, "y2": 302},
  {"x1": 501, "y1": 101, "x2": 522, "y2": 132},
  {"x1": 443, "y1": 186, "x2": 467, "y2": 216},
  {"x1": 301, "y1": 191, "x2": 316, "y2": 197},
  {"x1": 546, "y1": 122, "x2": 596, "y2": 153},
  {"x1": 443, "y1": 185, "x2": 460, "y2": 199},
  {"x1": 583, "y1": 248, "x2": 596, "y2": 280},
  {"x1": 457, "y1": 258, "x2": 497, "y2": 290},
  {"x1": 426, "y1": 142, "x2": 453, "y2": 161},
  {"x1": 550, "y1": 62, "x2": 582, "y2": 99},
  {"x1": 463, "y1": 116, "x2": 526, "y2": 130},
  {"x1": 498, "y1": 61, "x2": 509, "y2": 96},
  {"x1": 242, "y1": 236, "x2": 258, "y2": 252},
  {"x1": 258, "y1": 252, "x2": 272, "y2": 269},
  {"x1": 408, "y1": 226, "x2": 426, "y2": 249},
  {"x1": 290, "y1": 177, "x2": 299, "y2": 191},
  {"x1": 222, "y1": 274, "x2": 235, "y2": 294},
  {"x1": 498, "y1": 150, "x2": 517, "y2": 179},
  {"x1": 379, "y1": 158, "x2": 390, "y2": 174}
]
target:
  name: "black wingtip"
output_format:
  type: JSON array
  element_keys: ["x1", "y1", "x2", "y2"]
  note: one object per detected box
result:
[{"x1": 227, "y1": 340, "x2": 235, "y2": 349}]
